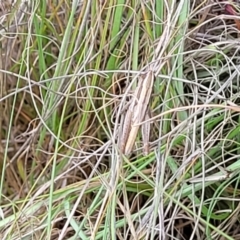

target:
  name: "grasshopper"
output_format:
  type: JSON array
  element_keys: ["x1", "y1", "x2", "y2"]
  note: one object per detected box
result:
[{"x1": 119, "y1": 70, "x2": 154, "y2": 156}]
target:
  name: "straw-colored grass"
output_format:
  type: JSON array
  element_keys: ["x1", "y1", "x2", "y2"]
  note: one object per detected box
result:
[{"x1": 1, "y1": 0, "x2": 240, "y2": 239}]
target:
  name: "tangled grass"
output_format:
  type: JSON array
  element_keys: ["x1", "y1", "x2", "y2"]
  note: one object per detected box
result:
[{"x1": 1, "y1": 0, "x2": 240, "y2": 239}]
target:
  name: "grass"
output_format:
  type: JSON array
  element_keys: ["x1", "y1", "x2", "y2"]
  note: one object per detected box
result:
[{"x1": 1, "y1": 0, "x2": 240, "y2": 239}]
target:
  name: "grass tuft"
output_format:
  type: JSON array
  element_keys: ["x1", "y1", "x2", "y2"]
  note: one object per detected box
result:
[{"x1": 1, "y1": 1, "x2": 240, "y2": 239}]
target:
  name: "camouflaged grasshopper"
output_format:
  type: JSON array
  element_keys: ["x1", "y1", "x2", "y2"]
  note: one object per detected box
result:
[{"x1": 119, "y1": 70, "x2": 154, "y2": 156}]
